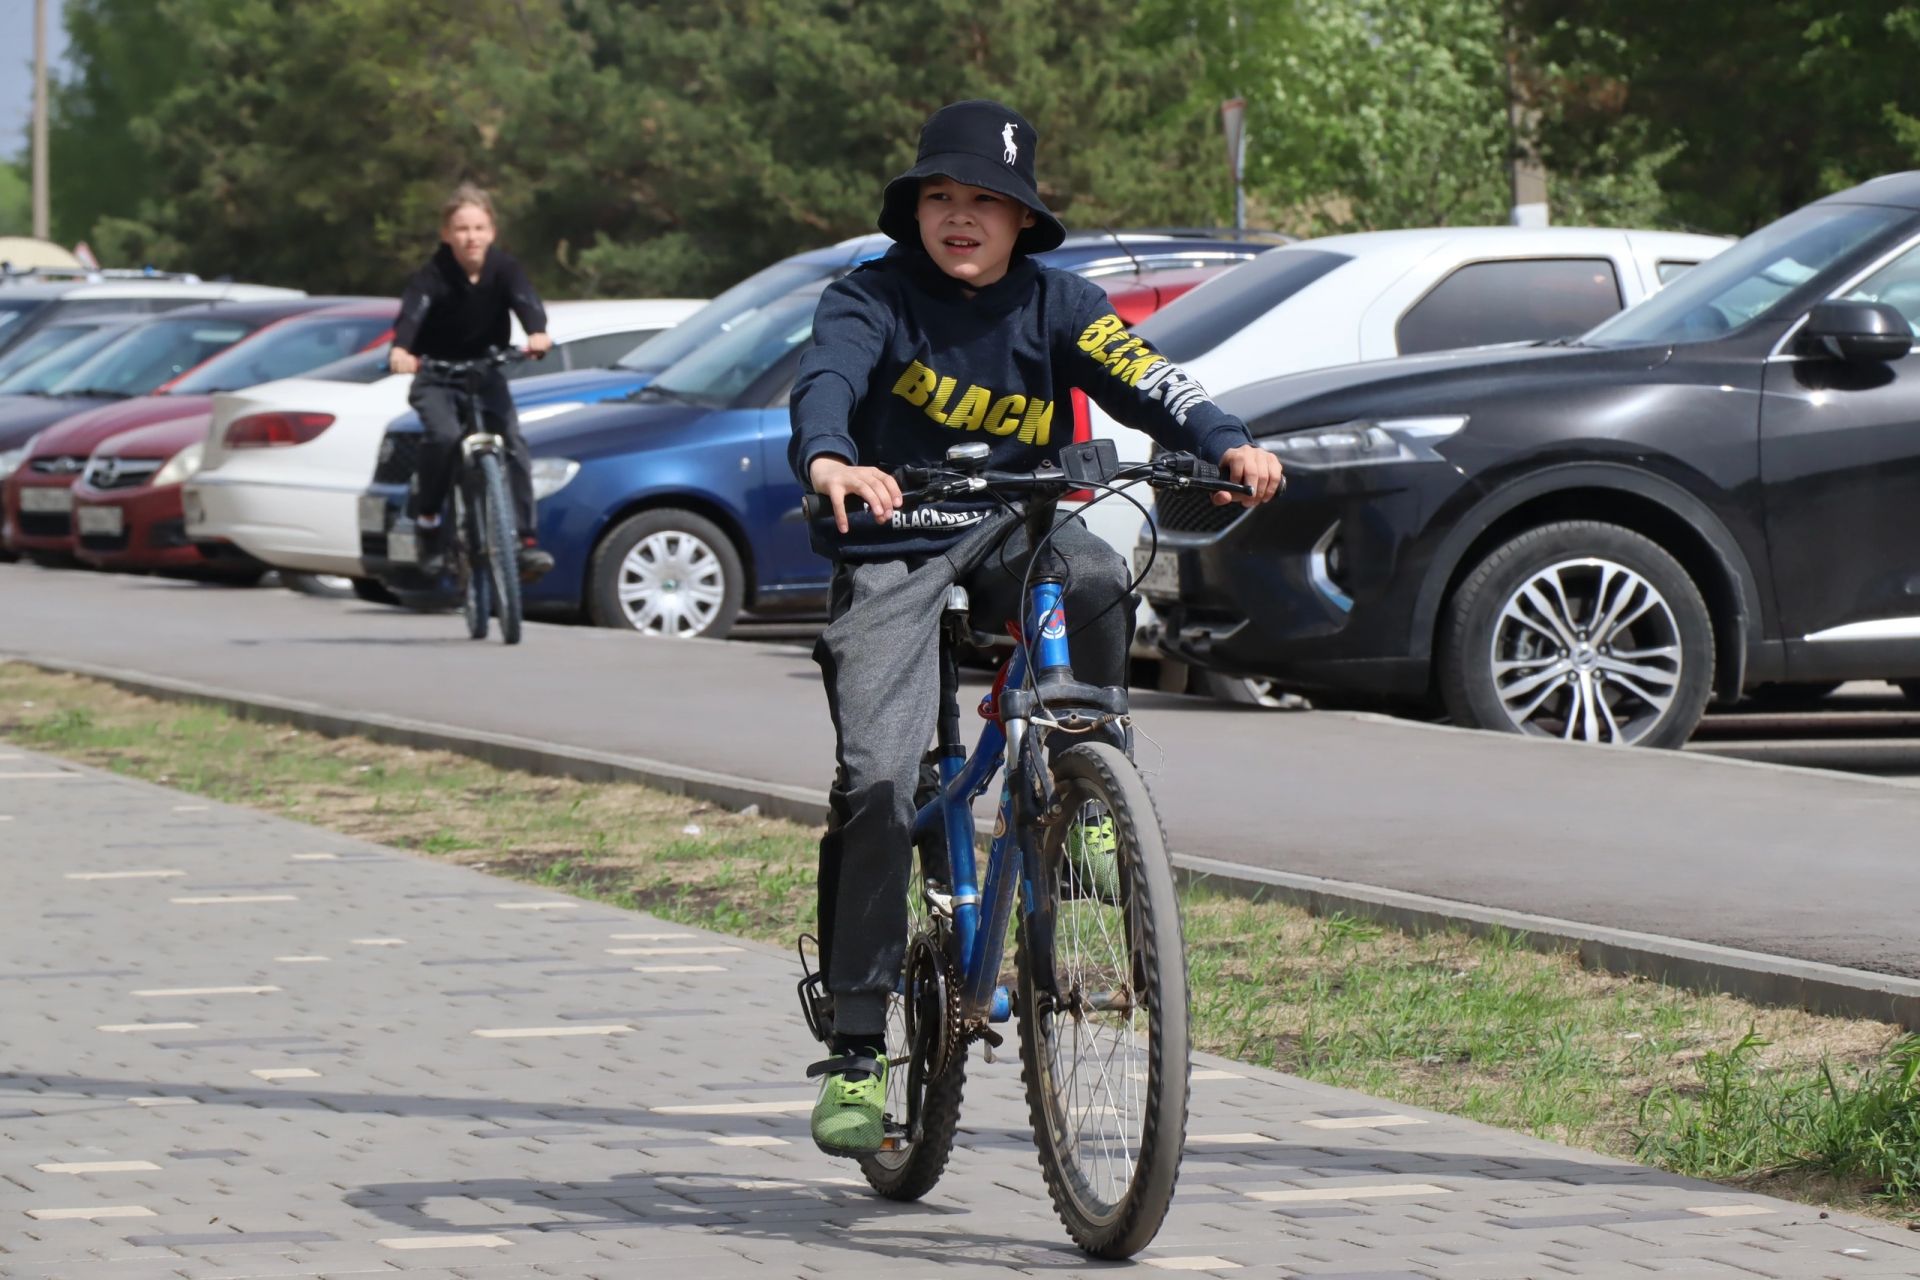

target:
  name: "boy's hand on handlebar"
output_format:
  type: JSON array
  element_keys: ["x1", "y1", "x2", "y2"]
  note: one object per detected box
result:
[
  {"x1": 526, "y1": 333, "x2": 553, "y2": 360},
  {"x1": 808, "y1": 456, "x2": 904, "y2": 533},
  {"x1": 1215, "y1": 444, "x2": 1285, "y2": 507},
  {"x1": 389, "y1": 347, "x2": 420, "y2": 376}
]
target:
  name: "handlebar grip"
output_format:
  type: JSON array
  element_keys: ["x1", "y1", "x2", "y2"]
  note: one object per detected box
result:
[{"x1": 802, "y1": 492, "x2": 870, "y2": 521}]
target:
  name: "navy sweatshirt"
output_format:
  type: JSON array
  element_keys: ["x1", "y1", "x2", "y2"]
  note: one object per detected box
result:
[
  {"x1": 789, "y1": 246, "x2": 1253, "y2": 560},
  {"x1": 393, "y1": 244, "x2": 547, "y2": 361}
]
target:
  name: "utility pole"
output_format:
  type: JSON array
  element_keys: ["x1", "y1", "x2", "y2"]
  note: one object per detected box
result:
[
  {"x1": 1504, "y1": 3, "x2": 1547, "y2": 228},
  {"x1": 33, "y1": 0, "x2": 51, "y2": 240}
]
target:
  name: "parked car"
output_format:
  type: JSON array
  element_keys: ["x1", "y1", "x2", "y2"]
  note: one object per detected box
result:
[
  {"x1": 0, "y1": 276, "x2": 305, "y2": 357},
  {"x1": 1144, "y1": 171, "x2": 1920, "y2": 748},
  {"x1": 1073, "y1": 225, "x2": 1732, "y2": 701},
  {"x1": 394, "y1": 229, "x2": 1289, "y2": 444},
  {"x1": 184, "y1": 299, "x2": 704, "y2": 584},
  {"x1": 0, "y1": 314, "x2": 150, "y2": 479},
  {"x1": 67, "y1": 301, "x2": 399, "y2": 576},
  {"x1": 0, "y1": 296, "x2": 348, "y2": 463},
  {"x1": 363, "y1": 257, "x2": 1243, "y2": 635},
  {"x1": 2, "y1": 298, "x2": 373, "y2": 560}
]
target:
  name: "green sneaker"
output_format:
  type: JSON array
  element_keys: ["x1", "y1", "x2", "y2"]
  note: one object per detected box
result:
[
  {"x1": 1065, "y1": 816, "x2": 1120, "y2": 902},
  {"x1": 808, "y1": 1051, "x2": 889, "y2": 1155}
]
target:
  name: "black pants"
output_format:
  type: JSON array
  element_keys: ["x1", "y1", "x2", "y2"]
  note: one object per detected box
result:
[
  {"x1": 406, "y1": 369, "x2": 536, "y2": 536},
  {"x1": 813, "y1": 514, "x2": 1135, "y2": 1040}
]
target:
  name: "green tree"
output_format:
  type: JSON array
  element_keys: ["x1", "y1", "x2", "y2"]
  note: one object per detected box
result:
[
  {"x1": 47, "y1": 0, "x2": 194, "y2": 245},
  {"x1": 1521, "y1": 1, "x2": 1920, "y2": 234},
  {"x1": 547, "y1": 0, "x2": 1230, "y2": 297},
  {"x1": 0, "y1": 161, "x2": 29, "y2": 236}
]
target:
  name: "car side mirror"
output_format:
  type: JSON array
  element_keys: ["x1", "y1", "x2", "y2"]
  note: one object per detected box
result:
[{"x1": 1801, "y1": 301, "x2": 1912, "y2": 364}]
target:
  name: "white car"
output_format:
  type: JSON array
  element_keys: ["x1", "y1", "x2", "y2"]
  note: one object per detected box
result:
[
  {"x1": 184, "y1": 298, "x2": 702, "y2": 578},
  {"x1": 1078, "y1": 226, "x2": 1732, "y2": 677}
]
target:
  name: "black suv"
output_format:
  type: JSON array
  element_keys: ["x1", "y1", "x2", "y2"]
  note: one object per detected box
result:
[{"x1": 1148, "y1": 172, "x2": 1920, "y2": 747}]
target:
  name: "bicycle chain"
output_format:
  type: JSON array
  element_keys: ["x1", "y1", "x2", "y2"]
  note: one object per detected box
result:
[{"x1": 906, "y1": 933, "x2": 965, "y2": 1081}]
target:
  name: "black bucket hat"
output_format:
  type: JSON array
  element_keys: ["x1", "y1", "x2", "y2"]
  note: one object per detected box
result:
[{"x1": 878, "y1": 100, "x2": 1066, "y2": 255}]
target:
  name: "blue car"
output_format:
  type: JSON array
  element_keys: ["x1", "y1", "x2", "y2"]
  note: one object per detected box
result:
[{"x1": 363, "y1": 229, "x2": 1285, "y2": 634}]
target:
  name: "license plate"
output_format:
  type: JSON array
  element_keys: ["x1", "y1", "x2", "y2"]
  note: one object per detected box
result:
[
  {"x1": 21, "y1": 486, "x2": 73, "y2": 513},
  {"x1": 183, "y1": 490, "x2": 205, "y2": 529},
  {"x1": 1134, "y1": 545, "x2": 1181, "y2": 601},
  {"x1": 76, "y1": 505, "x2": 124, "y2": 537},
  {"x1": 387, "y1": 530, "x2": 418, "y2": 564},
  {"x1": 358, "y1": 494, "x2": 391, "y2": 534}
]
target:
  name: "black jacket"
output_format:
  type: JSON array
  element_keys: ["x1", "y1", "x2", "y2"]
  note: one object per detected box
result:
[
  {"x1": 789, "y1": 246, "x2": 1251, "y2": 559},
  {"x1": 393, "y1": 244, "x2": 547, "y2": 361}
]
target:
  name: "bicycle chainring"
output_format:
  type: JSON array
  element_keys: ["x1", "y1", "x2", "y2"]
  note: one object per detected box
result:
[{"x1": 906, "y1": 932, "x2": 963, "y2": 1082}]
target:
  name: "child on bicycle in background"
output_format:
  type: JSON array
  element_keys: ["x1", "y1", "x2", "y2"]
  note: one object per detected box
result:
[
  {"x1": 389, "y1": 183, "x2": 555, "y2": 582},
  {"x1": 790, "y1": 99, "x2": 1284, "y2": 1155}
]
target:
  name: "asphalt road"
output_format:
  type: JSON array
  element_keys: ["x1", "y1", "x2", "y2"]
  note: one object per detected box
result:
[{"x1": 4, "y1": 561, "x2": 1919, "y2": 979}]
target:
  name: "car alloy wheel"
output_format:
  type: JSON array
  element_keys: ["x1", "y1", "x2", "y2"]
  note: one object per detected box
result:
[
  {"x1": 1439, "y1": 521, "x2": 1715, "y2": 750},
  {"x1": 1489, "y1": 558, "x2": 1681, "y2": 744}
]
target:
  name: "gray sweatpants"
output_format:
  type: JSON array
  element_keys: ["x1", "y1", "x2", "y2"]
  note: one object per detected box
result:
[{"x1": 812, "y1": 512, "x2": 1134, "y2": 1040}]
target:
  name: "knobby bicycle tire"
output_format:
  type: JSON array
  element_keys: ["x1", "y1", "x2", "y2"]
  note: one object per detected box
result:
[
  {"x1": 859, "y1": 759, "x2": 967, "y2": 1201},
  {"x1": 1015, "y1": 740, "x2": 1190, "y2": 1259},
  {"x1": 478, "y1": 452, "x2": 522, "y2": 646},
  {"x1": 456, "y1": 480, "x2": 489, "y2": 641}
]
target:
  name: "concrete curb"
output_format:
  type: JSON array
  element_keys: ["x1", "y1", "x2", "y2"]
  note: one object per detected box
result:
[{"x1": 16, "y1": 652, "x2": 1920, "y2": 1031}]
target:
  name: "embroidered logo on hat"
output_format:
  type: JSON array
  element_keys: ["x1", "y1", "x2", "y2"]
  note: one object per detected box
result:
[{"x1": 1002, "y1": 122, "x2": 1018, "y2": 164}]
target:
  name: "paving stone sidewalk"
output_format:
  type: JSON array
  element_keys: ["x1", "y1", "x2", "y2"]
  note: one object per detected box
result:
[{"x1": 3, "y1": 747, "x2": 1917, "y2": 1280}]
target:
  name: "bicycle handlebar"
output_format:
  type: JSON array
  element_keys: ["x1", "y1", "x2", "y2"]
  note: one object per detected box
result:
[
  {"x1": 416, "y1": 348, "x2": 533, "y2": 376},
  {"x1": 799, "y1": 452, "x2": 1261, "y2": 523}
]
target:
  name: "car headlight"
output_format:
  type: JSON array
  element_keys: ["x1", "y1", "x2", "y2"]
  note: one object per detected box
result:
[
  {"x1": 531, "y1": 457, "x2": 580, "y2": 501},
  {"x1": 152, "y1": 441, "x2": 205, "y2": 487},
  {"x1": 519, "y1": 402, "x2": 586, "y2": 425},
  {"x1": 1261, "y1": 415, "x2": 1468, "y2": 468}
]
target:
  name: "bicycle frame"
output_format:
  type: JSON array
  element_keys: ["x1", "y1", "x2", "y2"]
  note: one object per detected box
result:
[{"x1": 910, "y1": 532, "x2": 1074, "y2": 1022}]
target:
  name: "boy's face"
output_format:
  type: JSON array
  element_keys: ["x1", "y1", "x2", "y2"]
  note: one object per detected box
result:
[
  {"x1": 442, "y1": 204, "x2": 496, "y2": 274},
  {"x1": 917, "y1": 176, "x2": 1036, "y2": 288}
]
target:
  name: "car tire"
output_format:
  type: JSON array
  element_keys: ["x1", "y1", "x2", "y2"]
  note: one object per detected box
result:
[
  {"x1": 282, "y1": 572, "x2": 357, "y2": 599},
  {"x1": 588, "y1": 508, "x2": 745, "y2": 639},
  {"x1": 350, "y1": 577, "x2": 400, "y2": 606},
  {"x1": 1438, "y1": 521, "x2": 1714, "y2": 749},
  {"x1": 1197, "y1": 669, "x2": 1309, "y2": 710}
]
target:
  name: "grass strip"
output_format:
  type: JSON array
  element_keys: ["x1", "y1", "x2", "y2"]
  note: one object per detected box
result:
[{"x1": 3, "y1": 660, "x2": 1915, "y2": 1219}]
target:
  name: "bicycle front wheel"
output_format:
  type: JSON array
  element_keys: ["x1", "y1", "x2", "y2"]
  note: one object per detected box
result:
[
  {"x1": 454, "y1": 482, "x2": 488, "y2": 641},
  {"x1": 1016, "y1": 740, "x2": 1189, "y2": 1259},
  {"x1": 478, "y1": 452, "x2": 522, "y2": 645}
]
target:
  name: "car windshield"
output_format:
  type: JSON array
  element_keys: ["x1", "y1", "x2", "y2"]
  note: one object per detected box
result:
[
  {"x1": 168, "y1": 313, "x2": 392, "y2": 393},
  {"x1": 48, "y1": 315, "x2": 256, "y2": 397},
  {"x1": 617, "y1": 260, "x2": 828, "y2": 375},
  {"x1": 644, "y1": 286, "x2": 821, "y2": 405},
  {"x1": 1583, "y1": 203, "x2": 1915, "y2": 346},
  {"x1": 0, "y1": 322, "x2": 100, "y2": 383},
  {"x1": 301, "y1": 348, "x2": 394, "y2": 384},
  {"x1": 0, "y1": 323, "x2": 132, "y2": 393},
  {"x1": 0, "y1": 297, "x2": 43, "y2": 342}
]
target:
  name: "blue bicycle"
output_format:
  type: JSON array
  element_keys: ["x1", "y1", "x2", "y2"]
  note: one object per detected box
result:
[{"x1": 797, "y1": 441, "x2": 1252, "y2": 1258}]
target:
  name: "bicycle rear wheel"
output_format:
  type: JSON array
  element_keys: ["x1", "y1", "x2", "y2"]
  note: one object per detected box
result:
[
  {"x1": 1016, "y1": 741, "x2": 1189, "y2": 1259},
  {"x1": 859, "y1": 758, "x2": 966, "y2": 1200},
  {"x1": 454, "y1": 482, "x2": 489, "y2": 641},
  {"x1": 478, "y1": 452, "x2": 522, "y2": 645}
]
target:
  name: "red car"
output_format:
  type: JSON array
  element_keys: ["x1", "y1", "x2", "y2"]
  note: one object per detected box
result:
[
  {"x1": 4, "y1": 299, "x2": 388, "y2": 564},
  {"x1": 68, "y1": 301, "x2": 397, "y2": 576},
  {"x1": 1099, "y1": 265, "x2": 1232, "y2": 326}
]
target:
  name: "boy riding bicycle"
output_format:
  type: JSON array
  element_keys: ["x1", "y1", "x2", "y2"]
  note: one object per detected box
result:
[
  {"x1": 791, "y1": 99, "x2": 1284, "y2": 1155},
  {"x1": 389, "y1": 183, "x2": 555, "y2": 582}
]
